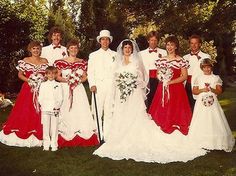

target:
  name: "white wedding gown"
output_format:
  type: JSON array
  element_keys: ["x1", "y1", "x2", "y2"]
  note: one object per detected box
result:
[{"x1": 94, "y1": 60, "x2": 207, "y2": 163}]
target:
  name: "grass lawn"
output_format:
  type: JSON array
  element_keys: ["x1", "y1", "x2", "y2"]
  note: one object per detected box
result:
[{"x1": 0, "y1": 86, "x2": 235, "y2": 176}]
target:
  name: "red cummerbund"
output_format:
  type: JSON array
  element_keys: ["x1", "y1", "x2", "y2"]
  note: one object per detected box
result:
[
  {"x1": 187, "y1": 75, "x2": 192, "y2": 83},
  {"x1": 149, "y1": 69, "x2": 157, "y2": 78}
]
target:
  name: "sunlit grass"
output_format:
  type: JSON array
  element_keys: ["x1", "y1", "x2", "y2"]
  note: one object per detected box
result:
[{"x1": 219, "y1": 99, "x2": 233, "y2": 107}]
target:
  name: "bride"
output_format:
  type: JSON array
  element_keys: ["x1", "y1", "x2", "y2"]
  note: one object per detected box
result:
[{"x1": 93, "y1": 39, "x2": 207, "y2": 163}]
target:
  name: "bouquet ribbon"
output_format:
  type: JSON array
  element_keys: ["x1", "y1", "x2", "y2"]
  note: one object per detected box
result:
[
  {"x1": 161, "y1": 81, "x2": 170, "y2": 107},
  {"x1": 32, "y1": 87, "x2": 40, "y2": 113}
]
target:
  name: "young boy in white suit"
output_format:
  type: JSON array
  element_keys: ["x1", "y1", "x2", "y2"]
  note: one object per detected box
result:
[{"x1": 38, "y1": 66, "x2": 63, "y2": 151}]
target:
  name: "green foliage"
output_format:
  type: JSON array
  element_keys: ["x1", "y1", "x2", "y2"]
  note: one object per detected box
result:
[
  {"x1": 45, "y1": 0, "x2": 78, "y2": 46},
  {"x1": 78, "y1": 0, "x2": 127, "y2": 54},
  {"x1": 48, "y1": 7, "x2": 77, "y2": 43},
  {"x1": 0, "y1": 0, "x2": 31, "y2": 92},
  {"x1": 13, "y1": 0, "x2": 48, "y2": 42}
]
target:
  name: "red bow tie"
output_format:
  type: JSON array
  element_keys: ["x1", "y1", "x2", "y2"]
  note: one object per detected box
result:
[
  {"x1": 53, "y1": 45, "x2": 61, "y2": 49},
  {"x1": 190, "y1": 53, "x2": 198, "y2": 56},
  {"x1": 149, "y1": 49, "x2": 157, "y2": 53},
  {"x1": 190, "y1": 52, "x2": 201, "y2": 60}
]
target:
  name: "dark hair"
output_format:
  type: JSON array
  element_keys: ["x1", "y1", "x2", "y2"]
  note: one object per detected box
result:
[
  {"x1": 189, "y1": 34, "x2": 202, "y2": 44},
  {"x1": 47, "y1": 26, "x2": 63, "y2": 43},
  {"x1": 121, "y1": 40, "x2": 133, "y2": 53},
  {"x1": 146, "y1": 31, "x2": 159, "y2": 40},
  {"x1": 66, "y1": 39, "x2": 80, "y2": 49},
  {"x1": 45, "y1": 66, "x2": 58, "y2": 75},
  {"x1": 27, "y1": 41, "x2": 42, "y2": 53},
  {"x1": 200, "y1": 58, "x2": 213, "y2": 70},
  {"x1": 165, "y1": 35, "x2": 179, "y2": 54}
]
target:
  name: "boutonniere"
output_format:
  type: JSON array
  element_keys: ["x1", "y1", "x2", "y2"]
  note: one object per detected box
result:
[
  {"x1": 54, "y1": 85, "x2": 59, "y2": 89},
  {"x1": 158, "y1": 53, "x2": 162, "y2": 58},
  {"x1": 112, "y1": 56, "x2": 116, "y2": 62},
  {"x1": 62, "y1": 51, "x2": 66, "y2": 57}
]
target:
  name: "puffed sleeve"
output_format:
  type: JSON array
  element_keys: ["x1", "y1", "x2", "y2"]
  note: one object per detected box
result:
[
  {"x1": 53, "y1": 59, "x2": 66, "y2": 70},
  {"x1": 155, "y1": 59, "x2": 167, "y2": 69},
  {"x1": 16, "y1": 60, "x2": 26, "y2": 71},
  {"x1": 180, "y1": 59, "x2": 189, "y2": 69},
  {"x1": 81, "y1": 60, "x2": 88, "y2": 71},
  {"x1": 215, "y1": 75, "x2": 223, "y2": 86}
]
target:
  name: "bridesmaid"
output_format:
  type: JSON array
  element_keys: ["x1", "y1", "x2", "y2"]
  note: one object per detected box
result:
[
  {"x1": 149, "y1": 35, "x2": 192, "y2": 135},
  {"x1": 0, "y1": 41, "x2": 48, "y2": 147},
  {"x1": 54, "y1": 39, "x2": 99, "y2": 147}
]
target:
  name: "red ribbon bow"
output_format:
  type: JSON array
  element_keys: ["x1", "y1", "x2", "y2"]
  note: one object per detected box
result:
[
  {"x1": 149, "y1": 49, "x2": 157, "y2": 53},
  {"x1": 53, "y1": 45, "x2": 61, "y2": 49},
  {"x1": 190, "y1": 52, "x2": 201, "y2": 60}
]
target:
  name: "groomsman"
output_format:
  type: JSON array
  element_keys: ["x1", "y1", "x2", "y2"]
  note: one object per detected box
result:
[
  {"x1": 183, "y1": 34, "x2": 211, "y2": 112},
  {"x1": 41, "y1": 26, "x2": 67, "y2": 65},
  {"x1": 87, "y1": 30, "x2": 116, "y2": 142},
  {"x1": 140, "y1": 31, "x2": 167, "y2": 110}
]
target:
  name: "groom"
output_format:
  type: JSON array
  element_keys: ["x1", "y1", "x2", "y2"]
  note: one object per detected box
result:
[{"x1": 87, "y1": 30, "x2": 116, "y2": 142}]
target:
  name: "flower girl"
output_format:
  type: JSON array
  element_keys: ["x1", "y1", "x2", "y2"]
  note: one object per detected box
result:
[{"x1": 188, "y1": 58, "x2": 235, "y2": 152}]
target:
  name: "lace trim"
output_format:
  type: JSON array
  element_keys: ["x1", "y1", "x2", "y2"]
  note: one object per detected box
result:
[
  {"x1": 155, "y1": 58, "x2": 189, "y2": 69},
  {"x1": 54, "y1": 59, "x2": 87, "y2": 71},
  {"x1": 16, "y1": 60, "x2": 48, "y2": 72}
]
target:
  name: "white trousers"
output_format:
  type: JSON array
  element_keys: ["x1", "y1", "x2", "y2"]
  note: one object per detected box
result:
[
  {"x1": 92, "y1": 81, "x2": 113, "y2": 142},
  {"x1": 41, "y1": 112, "x2": 59, "y2": 148}
]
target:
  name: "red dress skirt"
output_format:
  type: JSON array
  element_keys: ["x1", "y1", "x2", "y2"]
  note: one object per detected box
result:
[
  {"x1": 0, "y1": 60, "x2": 48, "y2": 147},
  {"x1": 149, "y1": 59, "x2": 192, "y2": 135}
]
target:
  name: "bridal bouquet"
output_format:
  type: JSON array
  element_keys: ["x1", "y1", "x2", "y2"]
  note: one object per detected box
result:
[
  {"x1": 116, "y1": 71, "x2": 138, "y2": 103},
  {"x1": 68, "y1": 72, "x2": 82, "y2": 90},
  {"x1": 157, "y1": 67, "x2": 173, "y2": 84},
  {"x1": 201, "y1": 83, "x2": 214, "y2": 107},
  {"x1": 28, "y1": 72, "x2": 44, "y2": 112},
  {"x1": 67, "y1": 71, "x2": 82, "y2": 110},
  {"x1": 28, "y1": 73, "x2": 44, "y2": 92},
  {"x1": 201, "y1": 94, "x2": 214, "y2": 107}
]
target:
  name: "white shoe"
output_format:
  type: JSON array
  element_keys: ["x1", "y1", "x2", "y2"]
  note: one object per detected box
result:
[
  {"x1": 51, "y1": 147, "x2": 58, "y2": 152},
  {"x1": 43, "y1": 146, "x2": 49, "y2": 151}
]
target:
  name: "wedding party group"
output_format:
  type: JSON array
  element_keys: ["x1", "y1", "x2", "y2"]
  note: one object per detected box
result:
[{"x1": 0, "y1": 26, "x2": 235, "y2": 163}]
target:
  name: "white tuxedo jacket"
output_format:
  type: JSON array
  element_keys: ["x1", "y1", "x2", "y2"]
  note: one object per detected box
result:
[
  {"x1": 41, "y1": 44, "x2": 67, "y2": 66},
  {"x1": 140, "y1": 48, "x2": 167, "y2": 76},
  {"x1": 87, "y1": 48, "x2": 117, "y2": 88},
  {"x1": 183, "y1": 51, "x2": 211, "y2": 83},
  {"x1": 38, "y1": 80, "x2": 63, "y2": 112}
]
